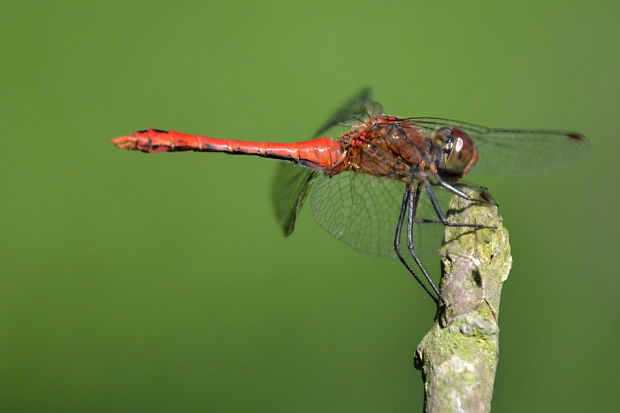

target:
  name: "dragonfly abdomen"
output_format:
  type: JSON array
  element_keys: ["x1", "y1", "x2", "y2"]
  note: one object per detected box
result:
[{"x1": 112, "y1": 129, "x2": 344, "y2": 170}]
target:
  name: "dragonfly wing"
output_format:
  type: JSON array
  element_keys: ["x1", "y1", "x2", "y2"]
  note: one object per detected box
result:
[
  {"x1": 309, "y1": 172, "x2": 405, "y2": 258},
  {"x1": 313, "y1": 87, "x2": 382, "y2": 137},
  {"x1": 409, "y1": 117, "x2": 589, "y2": 175},
  {"x1": 308, "y1": 172, "x2": 460, "y2": 259},
  {"x1": 272, "y1": 88, "x2": 382, "y2": 236},
  {"x1": 272, "y1": 163, "x2": 319, "y2": 236}
]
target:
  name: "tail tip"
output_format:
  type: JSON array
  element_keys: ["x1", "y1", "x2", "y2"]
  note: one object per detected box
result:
[{"x1": 112, "y1": 135, "x2": 135, "y2": 150}]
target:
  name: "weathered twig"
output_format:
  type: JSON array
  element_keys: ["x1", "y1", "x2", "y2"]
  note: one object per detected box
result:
[{"x1": 415, "y1": 191, "x2": 512, "y2": 413}]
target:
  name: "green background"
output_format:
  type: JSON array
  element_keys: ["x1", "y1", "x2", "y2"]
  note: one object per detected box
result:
[{"x1": 2, "y1": 1, "x2": 618, "y2": 412}]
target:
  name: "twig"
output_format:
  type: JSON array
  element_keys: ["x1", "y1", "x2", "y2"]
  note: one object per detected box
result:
[{"x1": 414, "y1": 190, "x2": 512, "y2": 413}]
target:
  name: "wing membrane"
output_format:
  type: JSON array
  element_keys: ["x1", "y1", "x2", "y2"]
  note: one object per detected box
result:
[
  {"x1": 272, "y1": 163, "x2": 318, "y2": 235},
  {"x1": 309, "y1": 172, "x2": 404, "y2": 257},
  {"x1": 409, "y1": 117, "x2": 589, "y2": 175},
  {"x1": 313, "y1": 87, "x2": 382, "y2": 137},
  {"x1": 272, "y1": 88, "x2": 378, "y2": 236},
  {"x1": 309, "y1": 172, "x2": 455, "y2": 259}
]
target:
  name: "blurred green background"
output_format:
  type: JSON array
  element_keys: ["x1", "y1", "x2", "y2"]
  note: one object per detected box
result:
[{"x1": 2, "y1": 0, "x2": 618, "y2": 412}]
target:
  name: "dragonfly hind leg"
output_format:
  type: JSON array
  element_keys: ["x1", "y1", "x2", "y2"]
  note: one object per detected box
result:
[{"x1": 393, "y1": 184, "x2": 445, "y2": 305}]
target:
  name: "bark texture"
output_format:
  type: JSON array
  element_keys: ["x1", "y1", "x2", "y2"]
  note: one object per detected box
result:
[{"x1": 415, "y1": 191, "x2": 512, "y2": 413}]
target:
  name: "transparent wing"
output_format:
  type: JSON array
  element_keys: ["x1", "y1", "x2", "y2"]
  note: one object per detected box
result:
[
  {"x1": 309, "y1": 172, "x2": 404, "y2": 258},
  {"x1": 408, "y1": 117, "x2": 589, "y2": 175},
  {"x1": 272, "y1": 163, "x2": 319, "y2": 236},
  {"x1": 309, "y1": 172, "x2": 455, "y2": 259},
  {"x1": 313, "y1": 87, "x2": 382, "y2": 137},
  {"x1": 272, "y1": 88, "x2": 382, "y2": 236}
]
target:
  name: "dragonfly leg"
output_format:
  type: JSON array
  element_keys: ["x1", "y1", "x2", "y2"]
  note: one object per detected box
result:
[
  {"x1": 440, "y1": 180, "x2": 498, "y2": 206},
  {"x1": 407, "y1": 183, "x2": 446, "y2": 306},
  {"x1": 425, "y1": 181, "x2": 494, "y2": 229},
  {"x1": 437, "y1": 179, "x2": 475, "y2": 200},
  {"x1": 414, "y1": 218, "x2": 443, "y2": 224},
  {"x1": 393, "y1": 187, "x2": 440, "y2": 304},
  {"x1": 454, "y1": 182, "x2": 497, "y2": 206}
]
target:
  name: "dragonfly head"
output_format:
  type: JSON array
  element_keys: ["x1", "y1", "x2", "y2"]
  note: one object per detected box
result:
[{"x1": 433, "y1": 127, "x2": 479, "y2": 179}]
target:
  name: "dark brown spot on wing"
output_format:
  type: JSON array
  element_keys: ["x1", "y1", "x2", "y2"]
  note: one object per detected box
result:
[{"x1": 567, "y1": 132, "x2": 585, "y2": 141}]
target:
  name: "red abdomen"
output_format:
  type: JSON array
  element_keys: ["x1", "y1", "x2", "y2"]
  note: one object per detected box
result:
[{"x1": 112, "y1": 128, "x2": 344, "y2": 171}]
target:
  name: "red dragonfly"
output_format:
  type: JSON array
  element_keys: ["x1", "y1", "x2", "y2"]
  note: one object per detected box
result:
[{"x1": 112, "y1": 89, "x2": 588, "y2": 305}]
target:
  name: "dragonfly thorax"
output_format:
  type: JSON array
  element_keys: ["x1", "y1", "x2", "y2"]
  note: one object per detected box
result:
[{"x1": 333, "y1": 115, "x2": 433, "y2": 182}]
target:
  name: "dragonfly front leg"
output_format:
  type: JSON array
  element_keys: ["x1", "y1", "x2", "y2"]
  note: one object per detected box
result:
[
  {"x1": 424, "y1": 181, "x2": 494, "y2": 230},
  {"x1": 437, "y1": 180, "x2": 475, "y2": 201},
  {"x1": 436, "y1": 179, "x2": 497, "y2": 206}
]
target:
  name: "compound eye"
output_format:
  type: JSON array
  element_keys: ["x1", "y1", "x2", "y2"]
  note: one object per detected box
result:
[
  {"x1": 442, "y1": 128, "x2": 478, "y2": 177},
  {"x1": 433, "y1": 128, "x2": 453, "y2": 148}
]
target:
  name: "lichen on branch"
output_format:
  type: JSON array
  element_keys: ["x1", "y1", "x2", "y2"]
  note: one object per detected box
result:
[{"x1": 415, "y1": 190, "x2": 512, "y2": 413}]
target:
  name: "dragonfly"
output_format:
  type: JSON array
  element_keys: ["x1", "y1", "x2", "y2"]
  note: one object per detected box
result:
[{"x1": 112, "y1": 89, "x2": 589, "y2": 305}]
